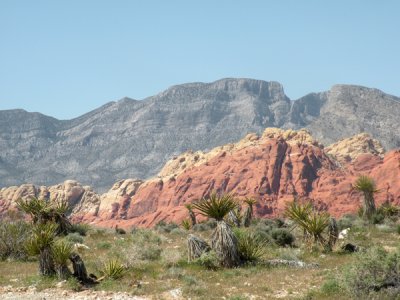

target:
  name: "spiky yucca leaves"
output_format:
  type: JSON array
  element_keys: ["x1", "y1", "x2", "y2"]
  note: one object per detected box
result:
[
  {"x1": 242, "y1": 198, "x2": 257, "y2": 227},
  {"x1": 187, "y1": 234, "x2": 211, "y2": 262},
  {"x1": 378, "y1": 202, "x2": 399, "y2": 217},
  {"x1": 184, "y1": 204, "x2": 197, "y2": 226},
  {"x1": 285, "y1": 201, "x2": 330, "y2": 248},
  {"x1": 25, "y1": 223, "x2": 58, "y2": 276},
  {"x1": 353, "y1": 175, "x2": 378, "y2": 221},
  {"x1": 192, "y1": 193, "x2": 237, "y2": 221},
  {"x1": 181, "y1": 219, "x2": 191, "y2": 231},
  {"x1": 16, "y1": 197, "x2": 72, "y2": 234},
  {"x1": 101, "y1": 259, "x2": 125, "y2": 279},
  {"x1": 235, "y1": 229, "x2": 268, "y2": 262},
  {"x1": 52, "y1": 239, "x2": 73, "y2": 279},
  {"x1": 327, "y1": 218, "x2": 339, "y2": 251}
]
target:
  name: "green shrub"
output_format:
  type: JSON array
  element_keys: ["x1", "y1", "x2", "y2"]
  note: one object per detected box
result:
[
  {"x1": 101, "y1": 259, "x2": 125, "y2": 279},
  {"x1": 65, "y1": 232, "x2": 84, "y2": 244},
  {"x1": 155, "y1": 221, "x2": 179, "y2": 233},
  {"x1": 194, "y1": 250, "x2": 219, "y2": 270},
  {"x1": 235, "y1": 229, "x2": 268, "y2": 262},
  {"x1": 69, "y1": 223, "x2": 90, "y2": 236},
  {"x1": 192, "y1": 223, "x2": 208, "y2": 232},
  {"x1": 271, "y1": 228, "x2": 294, "y2": 247},
  {"x1": 343, "y1": 246, "x2": 400, "y2": 297},
  {"x1": 337, "y1": 214, "x2": 357, "y2": 230},
  {"x1": 97, "y1": 241, "x2": 112, "y2": 249},
  {"x1": 320, "y1": 278, "x2": 341, "y2": 295},
  {"x1": 0, "y1": 220, "x2": 31, "y2": 260},
  {"x1": 371, "y1": 213, "x2": 385, "y2": 224}
]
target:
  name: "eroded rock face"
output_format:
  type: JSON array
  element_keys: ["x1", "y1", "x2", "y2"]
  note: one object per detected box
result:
[
  {"x1": 0, "y1": 180, "x2": 100, "y2": 217},
  {"x1": 2, "y1": 130, "x2": 399, "y2": 229},
  {"x1": 325, "y1": 133, "x2": 385, "y2": 164}
]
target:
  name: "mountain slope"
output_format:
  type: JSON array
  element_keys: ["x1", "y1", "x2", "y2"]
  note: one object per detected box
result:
[{"x1": 0, "y1": 78, "x2": 399, "y2": 191}]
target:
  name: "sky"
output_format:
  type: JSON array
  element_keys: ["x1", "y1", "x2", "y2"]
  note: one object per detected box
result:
[{"x1": 0, "y1": 0, "x2": 399, "y2": 120}]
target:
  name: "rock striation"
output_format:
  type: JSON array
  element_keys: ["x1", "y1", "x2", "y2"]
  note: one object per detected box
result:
[
  {"x1": 1, "y1": 79, "x2": 399, "y2": 191},
  {"x1": 3, "y1": 129, "x2": 398, "y2": 228}
]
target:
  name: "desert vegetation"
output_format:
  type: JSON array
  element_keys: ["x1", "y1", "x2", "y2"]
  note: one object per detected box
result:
[{"x1": 0, "y1": 189, "x2": 399, "y2": 299}]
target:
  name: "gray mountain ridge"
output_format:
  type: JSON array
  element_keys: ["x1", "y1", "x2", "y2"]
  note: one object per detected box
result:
[{"x1": 1, "y1": 78, "x2": 399, "y2": 192}]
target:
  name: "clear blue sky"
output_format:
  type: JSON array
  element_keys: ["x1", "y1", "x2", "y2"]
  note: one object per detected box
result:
[{"x1": 1, "y1": 0, "x2": 399, "y2": 120}]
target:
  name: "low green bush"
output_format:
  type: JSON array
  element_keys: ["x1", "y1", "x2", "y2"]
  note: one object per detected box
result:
[
  {"x1": 371, "y1": 212, "x2": 385, "y2": 224},
  {"x1": 337, "y1": 214, "x2": 357, "y2": 230},
  {"x1": 69, "y1": 223, "x2": 90, "y2": 236},
  {"x1": 194, "y1": 250, "x2": 219, "y2": 270},
  {"x1": 271, "y1": 228, "x2": 294, "y2": 247},
  {"x1": 235, "y1": 229, "x2": 268, "y2": 262},
  {"x1": 65, "y1": 232, "x2": 84, "y2": 244},
  {"x1": 155, "y1": 221, "x2": 179, "y2": 233},
  {"x1": 343, "y1": 246, "x2": 400, "y2": 297},
  {"x1": 0, "y1": 220, "x2": 31, "y2": 260}
]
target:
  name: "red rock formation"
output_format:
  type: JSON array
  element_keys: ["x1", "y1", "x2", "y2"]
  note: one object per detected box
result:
[{"x1": 2, "y1": 129, "x2": 399, "y2": 229}]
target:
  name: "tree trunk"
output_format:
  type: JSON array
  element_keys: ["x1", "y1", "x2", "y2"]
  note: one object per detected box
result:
[
  {"x1": 187, "y1": 234, "x2": 210, "y2": 262},
  {"x1": 70, "y1": 253, "x2": 95, "y2": 284},
  {"x1": 189, "y1": 210, "x2": 197, "y2": 226},
  {"x1": 327, "y1": 217, "x2": 339, "y2": 251},
  {"x1": 363, "y1": 192, "x2": 376, "y2": 220},
  {"x1": 211, "y1": 221, "x2": 240, "y2": 268},
  {"x1": 242, "y1": 206, "x2": 252, "y2": 227},
  {"x1": 39, "y1": 247, "x2": 55, "y2": 276},
  {"x1": 56, "y1": 265, "x2": 72, "y2": 280}
]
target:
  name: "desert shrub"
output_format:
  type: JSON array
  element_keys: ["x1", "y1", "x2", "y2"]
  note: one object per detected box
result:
[
  {"x1": 155, "y1": 221, "x2": 179, "y2": 233},
  {"x1": 65, "y1": 232, "x2": 84, "y2": 244},
  {"x1": 101, "y1": 259, "x2": 125, "y2": 279},
  {"x1": 0, "y1": 220, "x2": 31, "y2": 260},
  {"x1": 194, "y1": 250, "x2": 219, "y2": 270},
  {"x1": 181, "y1": 219, "x2": 191, "y2": 230},
  {"x1": 343, "y1": 246, "x2": 400, "y2": 297},
  {"x1": 271, "y1": 228, "x2": 294, "y2": 247},
  {"x1": 371, "y1": 212, "x2": 385, "y2": 224},
  {"x1": 337, "y1": 214, "x2": 357, "y2": 230},
  {"x1": 320, "y1": 278, "x2": 341, "y2": 296},
  {"x1": 192, "y1": 223, "x2": 208, "y2": 232},
  {"x1": 235, "y1": 229, "x2": 268, "y2": 262},
  {"x1": 170, "y1": 227, "x2": 185, "y2": 235},
  {"x1": 69, "y1": 223, "x2": 90, "y2": 236},
  {"x1": 378, "y1": 202, "x2": 399, "y2": 218},
  {"x1": 161, "y1": 248, "x2": 182, "y2": 268},
  {"x1": 97, "y1": 241, "x2": 112, "y2": 249},
  {"x1": 274, "y1": 218, "x2": 285, "y2": 228}
]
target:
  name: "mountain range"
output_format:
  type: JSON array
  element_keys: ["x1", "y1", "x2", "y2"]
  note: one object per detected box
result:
[{"x1": 1, "y1": 78, "x2": 399, "y2": 192}]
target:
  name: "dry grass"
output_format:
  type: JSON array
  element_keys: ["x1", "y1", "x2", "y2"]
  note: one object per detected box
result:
[{"x1": 0, "y1": 216, "x2": 399, "y2": 299}]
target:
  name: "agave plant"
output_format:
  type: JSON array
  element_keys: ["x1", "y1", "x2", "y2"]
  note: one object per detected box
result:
[
  {"x1": 235, "y1": 229, "x2": 268, "y2": 262},
  {"x1": 184, "y1": 204, "x2": 197, "y2": 226},
  {"x1": 52, "y1": 239, "x2": 73, "y2": 279},
  {"x1": 193, "y1": 192, "x2": 240, "y2": 267},
  {"x1": 181, "y1": 219, "x2": 191, "y2": 231},
  {"x1": 25, "y1": 223, "x2": 58, "y2": 276},
  {"x1": 101, "y1": 259, "x2": 125, "y2": 279},
  {"x1": 242, "y1": 198, "x2": 257, "y2": 227},
  {"x1": 353, "y1": 175, "x2": 378, "y2": 220}
]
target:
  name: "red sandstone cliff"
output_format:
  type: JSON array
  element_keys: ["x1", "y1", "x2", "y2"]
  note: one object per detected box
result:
[{"x1": 1, "y1": 129, "x2": 399, "y2": 228}]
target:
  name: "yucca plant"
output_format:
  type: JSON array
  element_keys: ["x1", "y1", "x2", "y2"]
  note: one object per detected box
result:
[
  {"x1": 285, "y1": 201, "x2": 330, "y2": 248},
  {"x1": 101, "y1": 259, "x2": 125, "y2": 279},
  {"x1": 25, "y1": 223, "x2": 58, "y2": 276},
  {"x1": 226, "y1": 208, "x2": 241, "y2": 227},
  {"x1": 378, "y1": 202, "x2": 399, "y2": 217},
  {"x1": 187, "y1": 234, "x2": 211, "y2": 262},
  {"x1": 52, "y1": 239, "x2": 73, "y2": 279},
  {"x1": 181, "y1": 219, "x2": 191, "y2": 231},
  {"x1": 193, "y1": 192, "x2": 240, "y2": 267},
  {"x1": 242, "y1": 198, "x2": 257, "y2": 227},
  {"x1": 184, "y1": 204, "x2": 197, "y2": 226},
  {"x1": 235, "y1": 229, "x2": 268, "y2": 262},
  {"x1": 16, "y1": 197, "x2": 71, "y2": 234},
  {"x1": 353, "y1": 175, "x2": 378, "y2": 221}
]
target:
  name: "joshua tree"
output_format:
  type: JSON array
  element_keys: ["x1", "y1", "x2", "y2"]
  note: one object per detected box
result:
[
  {"x1": 16, "y1": 197, "x2": 71, "y2": 234},
  {"x1": 187, "y1": 234, "x2": 211, "y2": 261},
  {"x1": 25, "y1": 223, "x2": 58, "y2": 276},
  {"x1": 192, "y1": 192, "x2": 240, "y2": 267},
  {"x1": 184, "y1": 204, "x2": 197, "y2": 226},
  {"x1": 327, "y1": 217, "x2": 339, "y2": 251},
  {"x1": 242, "y1": 198, "x2": 257, "y2": 227},
  {"x1": 353, "y1": 175, "x2": 378, "y2": 221}
]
